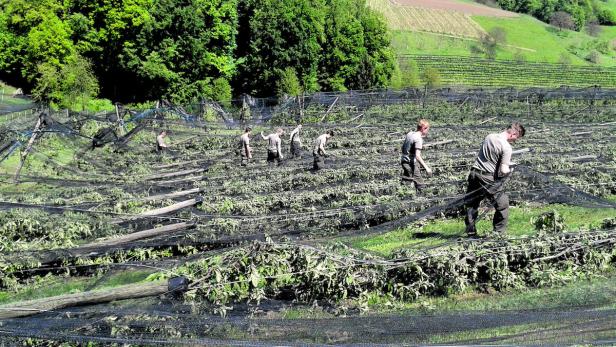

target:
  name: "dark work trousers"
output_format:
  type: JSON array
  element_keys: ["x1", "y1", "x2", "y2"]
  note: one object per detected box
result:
[
  {"x1": 401, "y1": 161, "x2": 424, "y2": 192},
  {"x1": 267, "y1": 150, "x2": 282, "y2": 165},
  {"x1": 156, "y1": 144, "x2": 166, "y2": 154},
  {"x1": 240, "y1": 151, "x2": 249, "y2": 166},
  {"x1": 290, "y1": 141, "x2": 301, "y2": 158},
  {"x1": 313, "y1": 152, "x2": 325, "y2": 170},
  {"x1": 464, "y1": 170, "x2": 510, "y2": 235}
]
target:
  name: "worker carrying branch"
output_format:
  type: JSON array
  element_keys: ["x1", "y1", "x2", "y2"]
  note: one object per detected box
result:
[
  {"x1": 464, "y1": 122, "x2": 526, "y2": 237},
  {"x1": 261, "y1": 128, "x2": 284, "y2": 165},
  {"x1": 400, "y1": 119, "x2": 432, "y2": 193}
]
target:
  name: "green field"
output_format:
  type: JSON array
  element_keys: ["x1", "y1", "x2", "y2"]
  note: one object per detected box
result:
[
  {"x1": 375, "y1": 0, "x2": 616, "y2": 86},
  {"x1": 399, "y1": 54, "x2": 616, "y2": 87},
  {"x1": 393, "y1": 14, "x2": 616, "y2": 67}
]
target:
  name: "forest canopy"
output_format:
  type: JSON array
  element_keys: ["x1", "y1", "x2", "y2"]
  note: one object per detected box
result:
[{"x1": 0, "y1": 0, "x2": 395, "y2": 105}]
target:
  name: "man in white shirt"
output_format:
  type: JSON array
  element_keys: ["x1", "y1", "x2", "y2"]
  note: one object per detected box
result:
[
  {"x1": 464, "y1": 122, "x2": 526, "y2": 236},
  {"x1": 400, "y1": 119, "x2": 432, "y2": 193},
  {"x1": 239, "y1": 127, "x2": 253, "y2": 166},
  {"x1": 313, "y1": 130, "x2": 334, "y2": 170},
  {"x1": 289, "y1": 124, "x2": 302, "y2": 159},
  {"x1": 261, "y1": 128, "x2": 284, "y2": 165}
]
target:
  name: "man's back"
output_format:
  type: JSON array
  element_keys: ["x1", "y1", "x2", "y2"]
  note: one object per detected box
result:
[
  {"x1": 265, "y1": 133, "x2": 281, "y2": 151},
  {"x1": 472, "y1": 133, "x2": 512, "y2": 176},
  {"x1": 401, "y1": 131, "x2": 423, "y2": 163},
  {"x1": 313, "y1": 134, "x2": 328, "y2": 154}
]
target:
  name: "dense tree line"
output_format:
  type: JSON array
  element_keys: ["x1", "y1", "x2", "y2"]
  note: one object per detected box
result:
[
  {"x1": 494, "y1": 0, "x2": 616, "y2": 29},
  {"x1": 0, "y1": 0, "x2": 394, "y2": 106}
]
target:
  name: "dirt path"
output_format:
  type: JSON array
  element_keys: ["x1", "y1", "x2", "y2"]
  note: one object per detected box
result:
[{"x1": 392, "y1": 0, "x2": 519, "y2": 17}]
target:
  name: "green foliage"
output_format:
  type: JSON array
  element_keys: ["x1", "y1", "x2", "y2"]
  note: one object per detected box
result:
[
  {"x1": 1, "y1": 0, "x2": 394, "y2": 103},
  {"x1": 124, "y1": 0, "x2": 238, "y2": 102},
  {"x1": 0, "y1": 209, "x2": 118, "y2": 252},
  {"x1": 532, "y1": 210, "x2": 565, "y2": 235},
  {"x1": 237, "y1": 0, "x2": 326, "y2": 95},
  {"x1": 319, "y1": 0, "x2": 395, "y2": 91},
  {"x1": 476, "y1": 27, "x2": 507, "y2": 60},
  {"x1": 420, "y1": 67, "x2": 442, "y2": 89},
  {"x1": 495, "y1": 0, "x2": 609, "y2": 31},
  {"x1": 277, "y1": 67, "x2": 303, "y2": 97},
  {"x1": 32, "y1": 53, "x2": 99, "y2": 109}
]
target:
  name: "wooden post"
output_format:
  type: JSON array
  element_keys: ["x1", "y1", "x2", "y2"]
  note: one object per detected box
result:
[
  {"x1": 84, "y1": 222, "x2": 193, "y2": 249},
  {"x1": 138, "y1": 188, "x2": 202, "y2": 202},
  {"x1": 143, "y1": 167, "x2": 206, "y2": 181},
  {"x1": 320, "y1": 96, "x2": 338, "y2": 122},
  {"x1": 571, "y1": 155, "x2": 598, "y2": 162},
  {"x1": 111, "y1": 196, "x2": 203, "y2": 223},
  {"x1": 0, "y1": 281, "x2": 169, "y2": 319},
  {"x1": 14, "y1": 116, "x2": 42, "y2": 182}
]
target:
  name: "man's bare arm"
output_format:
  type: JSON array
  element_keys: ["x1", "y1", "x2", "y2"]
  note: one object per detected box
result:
[{"x1": 415, "y1": 149, "x2": 432, "y2": 175}]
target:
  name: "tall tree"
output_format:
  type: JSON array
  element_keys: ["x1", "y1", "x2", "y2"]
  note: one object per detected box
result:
[
  {"x1": 235, "y1": 0, "x2": 326, "y2": 95},
  {"x1": 123, "y1": 0, "x2": 238, "y2": 102}
]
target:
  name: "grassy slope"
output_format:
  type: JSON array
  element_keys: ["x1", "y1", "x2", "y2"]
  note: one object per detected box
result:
[{"x1": 385, "y1": 0, "x2": 616, "y2": 67}]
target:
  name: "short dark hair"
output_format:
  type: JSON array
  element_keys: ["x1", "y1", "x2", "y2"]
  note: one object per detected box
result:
[
  {"x1": 508, "y1": 122, "x2": 525, "y2": 138},
  {"x1": 327, "y1": 130, "x2": 334, "y2": 136},
  {"x1": 245, "y1": 127, "x2": 252, "y2": 133}
]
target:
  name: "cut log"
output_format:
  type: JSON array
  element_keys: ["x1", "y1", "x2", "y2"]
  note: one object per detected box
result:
[
  {"x1": 111, "y1": 196, "x2": 203, "y2": 223},
  {"x1": 153, "y1": 159, "x2": 207, "y2": 170},
  {"x1": 0, "y1": 223, "x2": 194, "y2": 270},
  {"x1": 85, "y1": 222, "x2": 193, "y2": 249},
  {"x1": 153, "y1": 175, "x2": 204, "y2": 186},
  {"x1": 138, "y1": 188, "x2": 202, "y2": 202},
  {"x1": 0, "y1": 281, "x2": 169, "y2": 319},
  {"x1": 14, "y1": 116, "x2": 42, "y2": 182},
  {"x1": 571, "y1": 155, "x2": 598, "y2": 162},
  {"x1": 320, "y1": 96, "x2": 339, "y2": 122},
  {"x1": 571, "y1": 131, "x2": 592, "y2": 136},
  {"x1": 144, "y1": 167, "x2": 206, "y2": 180}
]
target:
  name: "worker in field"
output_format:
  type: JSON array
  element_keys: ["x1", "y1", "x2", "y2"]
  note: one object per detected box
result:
[
  {"x1": 400, "y1": 119, "x2": 432, "y2": 193},
  {"x1": 289, "y1": 124, "x2": 302, "y2": 158},
  {"x1": 464, "y1": 122, "x2": 526, "y2": 237},
  {"x1": 313, "y1": 130, "x2": 334, "y2": 171},
  {"x1": 239, "y1": 127, "x2": 253, "y2": 166},
  {"x1": 156, "y1": 130, "x2": 168, "y2": 153},
  {"x1": 261, "y1": 128, "x2": 284, "y2": 165}
]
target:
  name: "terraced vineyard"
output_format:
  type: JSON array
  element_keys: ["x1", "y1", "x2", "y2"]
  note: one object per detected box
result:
[
  {"x1": 367, "y1": 0, "x2": 484, "y2": 37},
  {"x1": 404, "y1": 55, "x2": 616, "y2": 87},
  {"x1": 0, "y1": 90, "x2": 615, "y2": 344}
]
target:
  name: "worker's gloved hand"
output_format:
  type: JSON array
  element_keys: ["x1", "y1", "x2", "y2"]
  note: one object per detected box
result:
[
  {"x1": 279, "y1": 154, "x2": 284, "y2": 160},
  {"x1": 425, "y1": 167, "x2": 433, "y2": 177}
]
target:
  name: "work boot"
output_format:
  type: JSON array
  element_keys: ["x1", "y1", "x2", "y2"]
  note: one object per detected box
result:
[{"x1": 466, "y1": 225, "x2": 478, "y2": 238}]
